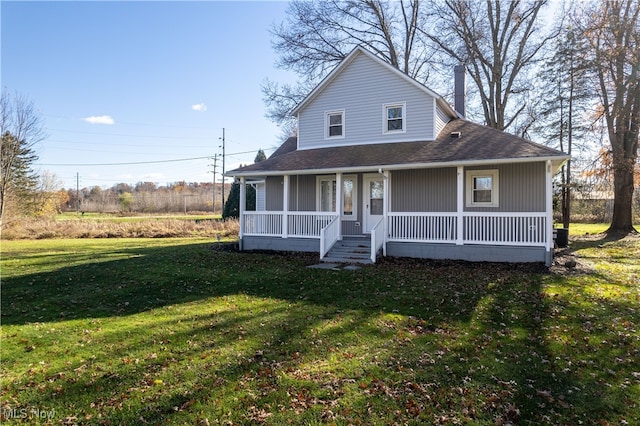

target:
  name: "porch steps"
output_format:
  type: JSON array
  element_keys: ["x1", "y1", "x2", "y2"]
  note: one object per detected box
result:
[{"x1": 322, "y1": 237, "x2": 372, "y2": 264}]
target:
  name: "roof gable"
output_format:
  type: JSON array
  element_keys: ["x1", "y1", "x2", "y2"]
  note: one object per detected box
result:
[{"x1": 290, "y1": 46, "x2": 457, "y2": 118}]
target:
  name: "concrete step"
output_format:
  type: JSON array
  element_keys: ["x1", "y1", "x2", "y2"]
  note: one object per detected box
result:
[
  {"x1": 322, "y1": 256, "x2": 373, "y2": 265},
  {"x1": 323, "y1": 237, "x2": 373, "y2": 264}
]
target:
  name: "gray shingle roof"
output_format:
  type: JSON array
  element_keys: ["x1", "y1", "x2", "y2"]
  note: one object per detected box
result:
[{"x1": 229, "y1": 119, "x2": 568, "y2": 176}]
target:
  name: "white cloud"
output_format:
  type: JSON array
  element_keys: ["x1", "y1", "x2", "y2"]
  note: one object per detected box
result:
[
  {"x1": 191, "y1": 103, "x2": 207, "y2": 112},
  {"x1": 83, "y1": 115, "x2": 115, "y2": 125}
]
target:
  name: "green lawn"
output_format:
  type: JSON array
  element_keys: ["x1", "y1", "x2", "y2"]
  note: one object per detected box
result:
[
  {"x1": 1, "y1": 236, "x2": 638, "y2": 425},
  {"x1": 565, "y1": 223, "x2": 610, "y2": 236}
]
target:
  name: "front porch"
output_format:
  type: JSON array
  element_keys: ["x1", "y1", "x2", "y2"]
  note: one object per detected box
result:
[
  {"x1": 235, "y1": 161, "x2": 556, "y2": 266},
  {"x1": 240, "y1": 210, "x2": 552, "y2": 264}
]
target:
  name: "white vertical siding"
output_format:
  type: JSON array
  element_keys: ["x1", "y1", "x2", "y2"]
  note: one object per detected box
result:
[{"x1": 298, "y1": 52, "x2": 436, "y2": 150}]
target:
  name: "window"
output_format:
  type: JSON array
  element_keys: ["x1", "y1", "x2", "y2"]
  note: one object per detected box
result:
[
  {"x1": 383, "y1": 103, "x2": 406, "y2": 133},
  {"x1": 343, "y1": 178, "x2": 355, "y2": 217},
  {"x1": 325, "y1": 110, "x2": 345, "y2": 139},
  {"x1": 466, "y1": 169, "x2": 499, "y2": 207},
  {"x1": 317, "y1": 175, "x2": 358, "y2": 219}
]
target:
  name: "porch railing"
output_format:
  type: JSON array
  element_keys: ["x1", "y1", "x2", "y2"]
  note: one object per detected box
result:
[
  {"x1": 370, "y1": 217, "x2": 385, "y2": 263},
  {"x1": 388, "y1": 212, "x2": 457, "y2": 243},
  {"x1": 243, "y1": 211, "x2": 283, "y2": 237},
  {"x1": 288, "y1": 212, "x2": 336, "y2": 238},
  {"x1": 388, "y1": 212, "x2": 547, "y2": 247},
  {"x1": 243, "y1": 211, "x2": 549, "y2": 251},
  {"x1": 243, "y1": 211, "x2": 337, "y2": 239},
  {"x1": 463, "y1": 212, "x2": 547, "y2": 246},
  {"x1": 320, "y1": 216, "x2": 340, "y2": 259}
]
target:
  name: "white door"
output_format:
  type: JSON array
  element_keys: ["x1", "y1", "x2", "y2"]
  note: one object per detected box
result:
[{"x1": 363, "y1": 175, "x2": 384, "y2": 233}]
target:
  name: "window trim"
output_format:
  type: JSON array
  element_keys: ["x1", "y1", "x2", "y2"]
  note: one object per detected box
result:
[
  {"x1": 325, "y1": 110, "x2": 345, "y2": 139},
  {"x1": 316, "y1": 174, "x2": 358, "y2": 220},
  {"x1": 465, "y1": 169, "x2": 499, "y2": 207},
  {"x1": 382, "y1": 102, "x2": 406, "y2": 134}
]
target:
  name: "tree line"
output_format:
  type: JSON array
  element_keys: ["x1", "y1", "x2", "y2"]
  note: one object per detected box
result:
[{"x1": 63, "y1": 181, "x2": 229, "y2": 215}]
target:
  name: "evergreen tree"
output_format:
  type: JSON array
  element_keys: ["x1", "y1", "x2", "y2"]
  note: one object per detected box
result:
[
  {"x1": 535, "y1": 25, "x2": 592, "y2": 229},
  {"x1": 1, "y1": 91, "x2": 46, "y2": 225},
  {"x1": 222, "y1": 149, "x2": 265, "y2": 219},
  {"x1": 222, "y1": 180, "x2": 256, "y2": 219},
  {"x1": 255, "y1": 149, "x2": 267, "y2": 163},
  {"x1": 0, "y1": 131, "x2": 39, "y2": 222}
]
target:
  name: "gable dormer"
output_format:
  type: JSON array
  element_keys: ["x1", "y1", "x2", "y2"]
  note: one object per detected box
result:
[{"x1": 292, "y1": 46, "x2": 457, "y2": 151}]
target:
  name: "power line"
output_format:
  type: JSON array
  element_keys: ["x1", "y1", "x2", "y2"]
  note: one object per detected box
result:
[
  {"x1": 35, "y1": 148, "x2": 276, "y2": 167},
  {"x1": 36, "y1": 156, "x2": 212, "y2": 167}
]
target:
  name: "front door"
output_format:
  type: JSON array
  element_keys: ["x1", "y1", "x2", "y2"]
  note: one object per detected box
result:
[{"x1": 363, "y1": 175, "x2": 384, "y2": 233}]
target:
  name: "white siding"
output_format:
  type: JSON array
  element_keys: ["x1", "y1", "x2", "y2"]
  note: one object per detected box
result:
[
  {"x1": 298, "y1": 52, "x2": 436, "y2": 150},
  {"x1": 435, "y1": 104, "x2": 450, "y2": 137}
]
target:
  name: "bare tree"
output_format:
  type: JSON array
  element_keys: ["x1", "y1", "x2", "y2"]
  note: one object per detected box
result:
[
  {"x1": 575, "y1": 0, "x2": 639, "y2": 234},
  {"x1": 263, "y1": 0, "x2": 434, "y2": 124},
  {"x1": 0, "y1": 90, "x2": 46, "y2": 225},
  {"x1": 425, "y1": 0, "x2": 555, "y2": 131}
]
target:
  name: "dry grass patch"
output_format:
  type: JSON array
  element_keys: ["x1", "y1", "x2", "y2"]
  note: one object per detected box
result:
[{"x1": 1, "y1": 216, "x2": 239, "y2": 239}]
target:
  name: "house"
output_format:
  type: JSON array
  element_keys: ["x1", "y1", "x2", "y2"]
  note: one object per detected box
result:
[{"x1": 227, "y1": 46, "x2": 569, "y2": 266}]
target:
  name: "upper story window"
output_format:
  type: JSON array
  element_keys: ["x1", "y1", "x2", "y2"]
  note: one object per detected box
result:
[
  {"x1": 383, "y1": 102, "x2": 406, "y2": 133},
  {"x1": 466, "y1": 169, "x2": 499, "y2": 207},
  {"x1": 325, "y1": 110, "x2": 345, "y2": 139}
]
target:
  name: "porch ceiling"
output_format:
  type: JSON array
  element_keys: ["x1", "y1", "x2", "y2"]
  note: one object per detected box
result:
[{"x1": 229, "y1": 119, "x2": 569, "y2": 177}]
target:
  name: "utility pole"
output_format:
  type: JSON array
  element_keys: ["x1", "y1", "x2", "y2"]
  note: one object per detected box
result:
[
  {"x1": 220, "y1": 128, "x2": 226, "y2": 213},
  {"x1": 209, "y1": 154, "x2": 218, "y2": 215}
]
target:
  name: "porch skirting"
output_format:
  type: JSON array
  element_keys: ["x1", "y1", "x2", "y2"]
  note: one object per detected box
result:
[
  {"x1": 241, "y1": 236, "x2": 320, "y2": 253},
  {"x1": 241, "y1": 237, "x2": 551, "y2": 265},
  {"x1": 386, "y1": 241, "x2": 550, "y2": 264}
]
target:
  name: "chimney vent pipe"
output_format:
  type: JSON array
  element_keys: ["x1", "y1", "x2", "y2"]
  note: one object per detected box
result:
[{"x1": 454, "y1": 65, "x2": 466, "y2": 118}]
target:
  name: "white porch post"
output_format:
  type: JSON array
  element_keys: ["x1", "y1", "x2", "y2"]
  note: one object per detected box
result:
[
  {"x1": 282, "y1": 175, "x2": 289, "y2": 238},
  {"x1": 239, "y1": 177, "x2": 246, "y2": 250},
  {"x1": 383, "y1": 170, "x2": 389, "y2": 256},
  {"x1": 456, "y1": 166, "x2": 464, "y2": 245},
  {"x1": 336, "y1": 172, "x2": 342, "y2": 239},
  {"x1": 545, "y1": 160, "x2": 553, "y2": 265}
]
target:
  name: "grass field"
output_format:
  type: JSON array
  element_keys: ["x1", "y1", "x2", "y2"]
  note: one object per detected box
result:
[
  {"x1": 1, "y1": 214, "x2": 235, "y2": 240},
  {"x1": 1, "y1": 234, "x2": 639, "y2": 425},
  {"x1": 55, "y1": 212, "x2": 221, "y2": 222}
]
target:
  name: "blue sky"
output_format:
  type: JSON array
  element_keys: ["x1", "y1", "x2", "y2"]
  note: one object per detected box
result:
[{"x1": 1, "y1": 1, "x2": 296, "y2": 189}]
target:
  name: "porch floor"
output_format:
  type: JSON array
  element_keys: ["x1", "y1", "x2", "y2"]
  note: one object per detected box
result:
[{"x1": 322, "y1": 236, "x2": 372, "y2": 264}]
